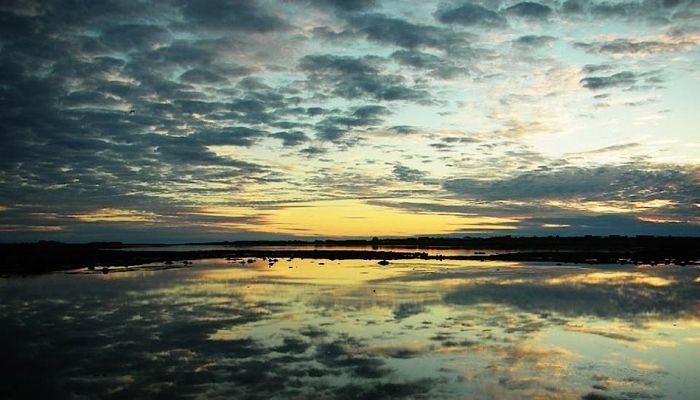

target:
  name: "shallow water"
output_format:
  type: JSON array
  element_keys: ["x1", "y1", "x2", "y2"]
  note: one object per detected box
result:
[
  {"x1": 1, "y1": 259, "x2": 699, "y2": 399},
  {"x1": 117, "y1": 244, "x2": 507, "y2": 257}
]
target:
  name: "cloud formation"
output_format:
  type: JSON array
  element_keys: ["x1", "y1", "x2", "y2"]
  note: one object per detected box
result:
[{"x1": 0, "y1": 0, "x2": 697, "y2": 240}]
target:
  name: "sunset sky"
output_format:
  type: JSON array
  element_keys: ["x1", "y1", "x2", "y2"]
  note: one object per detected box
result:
[{"x1": 0, "y1": 0, "x2": 698, "y2": 242}]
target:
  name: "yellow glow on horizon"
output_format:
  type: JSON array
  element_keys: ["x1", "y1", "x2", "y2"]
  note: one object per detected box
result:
[
  {"x1": 259, "y1": 199, "x2": 519, "y2": 236},
  {"x1": 73, "y1": 208, "x2": 158, "y2": 223},
  {"x1": 199, "y1": 199, "x2": 519, "y2": 236}
]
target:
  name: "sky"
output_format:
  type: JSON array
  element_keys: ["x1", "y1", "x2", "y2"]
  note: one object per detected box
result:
[{"x1": 0, "y1": 0, "x2": 698, "y2": 242}]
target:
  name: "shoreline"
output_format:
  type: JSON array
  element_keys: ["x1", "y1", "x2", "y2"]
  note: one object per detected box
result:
[{"x1": 2, "y1": 241, "x2": 699, "y2": 274}]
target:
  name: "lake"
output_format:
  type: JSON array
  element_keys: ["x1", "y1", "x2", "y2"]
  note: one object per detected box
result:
[
  {"x1": 117, "y1": 244, "x2": 510, "y2": 257},
  {"x1": 1, "y1": 258, "x2": 699, "y2": 399}
]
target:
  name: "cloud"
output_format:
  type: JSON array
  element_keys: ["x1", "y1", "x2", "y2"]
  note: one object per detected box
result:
[
  {"x1": 505, "y1": 2, "x2": 553, "y2": 20},
  {"x1": 305, "y1": 0, "x2": 378, "y2": 12},
  {"x1": 177, "y1": 0, "x2": 288, "y2": 32},
  {"x1": 566, "y1": 142, "x2": 642, "y2": 156},
  {"x1": 443, "y1": 165, "x2": 699, "y2": 203},
  {"x1": 352, "y1": 104, "x2": 390, "y2": 120},
  {"x1": 299, "y1": 146, "x2": 327, "y2": 156},
  {"x1": 387, "y1": 125, "x2": 420, "y2": 134},
  {"x1": 349, "y1": 13, "x2": 465, "y2": 50},
  {"x1": 581, "y1": 63, "x2": 615, "y2": 74},
  {"x1": 435, "y1": 3, "x2": 505, "y2": 27},
  {"x1": 299, "y1": 54, "x2": 432, "y2": 103},
  {"x1": 150, "y1": 134, "x2": 265, "y2": 171},
  {"x1": 179, "y1": 64, "x2": 251, "y2": 84},
  {"x1": 561, "y1": 0, "x2": 697, "y2": 22},
  {"x1": 179, "y1": 68, "x2": 228, "y2": 84},
  {"x1": 190, "y1": 127, "x2": 268, "y2": 147},
  {"x1": 0, "y1": 0, "x2": 697, "y2": 240},
  {"x1": 430, "y1": 136, "x2": 481, "y2": 150},
  {"x1": 100, "y1": 24, "x2": 170, "y2": 51},
  {"x1": 271, "y1": 131, "x2": 309, "y2": 146},
  {"x1": 311, "y1": 105, "x2": 391, "y2": 142},
  {"x1": 576, "y1": 37, "x2": 698, "y2": 55},
  {"x1": 392, "y1": 164, "x2": 428, "y2": 182},
  {"x1": 391, "y1": 49, "x2": 470, "y2": 78},
  {"x1": 512, "y1": 35, "x2": 556, "y2": 48},
  {"x1": 580, "y1": 71, "x2": 637, "y2": 89}
]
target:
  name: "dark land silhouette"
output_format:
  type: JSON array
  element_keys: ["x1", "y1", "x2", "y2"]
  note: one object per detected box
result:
[{"x1": 1, "y1": 236, "x2": 699, "y2": 274}]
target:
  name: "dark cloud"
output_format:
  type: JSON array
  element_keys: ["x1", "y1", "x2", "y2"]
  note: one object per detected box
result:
[
  {"x1": 349, "y1": 13, "x2": 465, "y2": 50},
  {"x1": 392, "y1": 49, "x2": 444, "y2": 68},
  {"x1": 561, "y1": 0, "x2": 587, "y2": 14},
  {"x1": 299, "y1": 146, "x2": 327, "y2": 156},
  {"x1": 391, "y1": 49, "x2": 470, "y2": 78},
  {"x1": 576, "y1": 38, "x2": 696, "y2": 55},
  {"x1": 581, "y1": 63, "x2": 614, "y2": 74},
  {"x1": 144, "y1": 133, "x2": 266, "y2": 173},
  {"x1": 189, "y1": 127, "x2": 267, "y2": 147},
  {"x1": 430, "y1": 136, "x2": 480, "y2": 150},
  {"x1": 299, "y1": 54, "x2": 379, "y2": 75},
  {"x1": 177, "y1": 0, "x2": 288, "y2": 32},
  {"x1": 515, "y1": 214, "x2": 700, "y2": 236},
  {"x1": 178, "y1": 64, "x2": 251, "y2": 85},
  {"x1": 352, "y1": 104, "x2": 390, "y2": 120},
  {"x1": 306, "y1": 107, "x2": 328, "y2": 116},
  {"x1": 271, "y1": 131, "x2": 309, "y2": 146},
  {"x1": 387, "y1": 125, "x2": 419, "y2": 134},
  {"x1": 435, "y1": 3, "x2": 506, "y2": 27},
  {"x1": 561, "y1": 0, "x2": 699, "y2": 22},
  {"x1": 512, "y1": 34, "x2": 556, "y2": 48},
  {"x1": 443, "y1": 165, "x2": 699, "y2": 202},
  {"x1": 305, "y1": 0, "x2": 378, "y2": 12},
  {"x1": 589, "y1": 0, "x2": 684, "y2": 20},
  {"x1": 393, "y1": 164, "x2": 428, "y2": 182},
  {"x1": 310, "y1": 105, "x2": 390, "y2": 142},
  {"x1": 179, "y1": 68, "x2": 228, "y2": 84},
  {"x1": 580, "y1": 71, "x2": 637, "y2": 89},
  {"x1": 299, "y1": 54, "x2": 432, "y2": 103},
  {"x1": 505, "y1": 2, "x2": 553, "y2": 19},
  {"x1": 143, "y1": 39, "x2": 220, "y2": 67},
  {"x1": 100, "y1": 24, "x2": 170, "y2": 51},
  {"x1": 314, "y1": 125, "x2": 347, "y2": 141}
]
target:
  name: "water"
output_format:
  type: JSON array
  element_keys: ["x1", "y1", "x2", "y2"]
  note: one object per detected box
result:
[
  {"x1": 1, "y1": 258, "x2": 699, "y2": 399},
  {"x1": 117, "y1": 244, "x2": 507, "y2": 257}
]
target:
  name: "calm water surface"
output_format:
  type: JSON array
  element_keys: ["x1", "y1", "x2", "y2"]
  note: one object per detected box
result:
[
  {"x1": 118, "y1": 244, "x2": 507, "y2": 256},
  {"x1": 1, "y1": 258, "x2": 699, "y2": 399}
]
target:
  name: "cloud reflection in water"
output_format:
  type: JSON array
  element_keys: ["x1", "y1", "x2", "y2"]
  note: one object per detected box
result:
[{"x1": 1, "y1": 258, "x2": 699, "y2": 399}]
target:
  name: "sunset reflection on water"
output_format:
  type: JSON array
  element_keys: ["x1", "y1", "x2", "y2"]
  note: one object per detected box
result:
[{"x1": 1, "y1": 258, "x2": 699, "y2": 399}]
